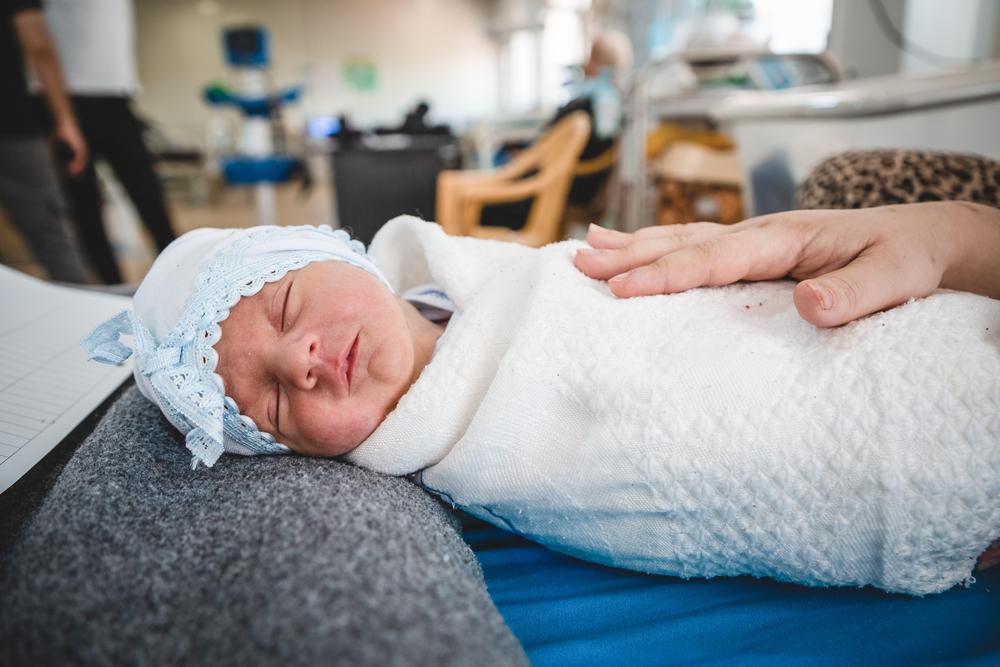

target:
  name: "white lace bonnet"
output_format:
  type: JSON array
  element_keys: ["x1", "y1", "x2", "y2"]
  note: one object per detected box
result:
[{"x1": 82, "y1": 224, "x2": 392, "y2": 469}]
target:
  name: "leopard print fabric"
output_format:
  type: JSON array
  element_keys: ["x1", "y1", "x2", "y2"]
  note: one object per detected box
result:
[{"x1": 795, "y1": 150, "x2": 1000, "y2": 210}]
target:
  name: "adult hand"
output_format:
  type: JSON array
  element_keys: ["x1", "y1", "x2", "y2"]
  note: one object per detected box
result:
[
  {"x1": 53, "y1": 120, "x2": 89, "y2": 176},
  {"x1": 980, "y1": 539, "x2": 1000, "y2": 571},
  {"x1": 574, "y1": 202, "x2": 1000, "y2": 328}
]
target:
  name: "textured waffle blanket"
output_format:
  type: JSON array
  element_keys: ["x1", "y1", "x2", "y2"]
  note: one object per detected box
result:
[{"x1": 347, "y1": 217, "x2": 1000, "y2": 595}]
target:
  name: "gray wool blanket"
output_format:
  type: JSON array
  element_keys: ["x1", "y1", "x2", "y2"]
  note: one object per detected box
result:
[{"x1": 0, "y1": 385, "x2": 527, "y2": 667}]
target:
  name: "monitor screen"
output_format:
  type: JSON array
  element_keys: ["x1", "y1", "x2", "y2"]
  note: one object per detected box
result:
[
  {"x1": 307, "y1": 115, "x2": 342, "y2": 139},
  {"x1": 223, "y1": 26, "x2": 267, "y2": 67}
]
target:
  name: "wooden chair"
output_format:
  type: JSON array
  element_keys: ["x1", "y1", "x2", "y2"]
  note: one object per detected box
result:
[
  {"x1": 559, "y1": 140, "x2": 618, "y2": 235},
  {"x1": 436, "y1": 111, "x2": 591, "y2": 247}
]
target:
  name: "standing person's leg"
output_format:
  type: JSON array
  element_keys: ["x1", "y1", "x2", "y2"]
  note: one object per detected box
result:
[
  {"x1": 57, "y1": 96, "x2": 124, "y2": 284},
  {"x1": 61, "y1": 156, "x2": 123, "y2": 284},
  {"x1": 0, "y1": 137, "x2": 92, "y2": 283},
  {"x1": 93, "y1": 97, "x2": 176, "y2": 252}
]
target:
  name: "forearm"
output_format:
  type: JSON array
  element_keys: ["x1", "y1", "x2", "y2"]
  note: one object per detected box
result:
[
  {"x1": 941, "y1": 202, "x2": 1000, "y2": 299},
  {"x1": 32, "y1": 50, "x2": 76, "y2": 127},
  {"x1": 14, "y1": 10, "x2": 77, "y2": 129}
]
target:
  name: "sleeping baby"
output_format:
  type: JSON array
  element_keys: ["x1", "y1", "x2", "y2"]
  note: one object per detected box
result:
[{"x1": 83, "y1": 216, "x2": 1000, "y2": 596}]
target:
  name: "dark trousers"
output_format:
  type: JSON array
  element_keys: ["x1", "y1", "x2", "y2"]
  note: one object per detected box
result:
[
  {"x1": 0, "y1": 136, "x2": 91, "y2": 282},
  {"x1": 62, "y1": 96, "x2": 176, "y2": 284}
]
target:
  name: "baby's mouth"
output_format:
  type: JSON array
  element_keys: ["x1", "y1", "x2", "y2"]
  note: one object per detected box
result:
[{"x1": 345, "y1": 333, "x2": 359, "y2": 392}]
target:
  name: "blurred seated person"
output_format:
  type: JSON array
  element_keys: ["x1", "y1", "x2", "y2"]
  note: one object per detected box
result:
[
  {"x1": 480, "y1": 30, "x2": 633, "y2": 232},
  {"x1": 400, "y1": 101, "x2": 431, "y2": 134},
  {"x1": 375, "y1": 100, "x2": 453, "y2": 137},
  {"x1": 334, "y1": 113, "x2": 363, "y2": 149}
]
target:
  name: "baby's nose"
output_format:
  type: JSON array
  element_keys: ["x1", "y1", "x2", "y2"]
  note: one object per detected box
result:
[{"x1": 280, "y1": 333, "x2": 323, "y2": 391}]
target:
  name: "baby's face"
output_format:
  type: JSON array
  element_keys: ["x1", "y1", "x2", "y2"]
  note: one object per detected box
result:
[{"x1": 214, "y1": 260, "x2": 414, "y2": 457}]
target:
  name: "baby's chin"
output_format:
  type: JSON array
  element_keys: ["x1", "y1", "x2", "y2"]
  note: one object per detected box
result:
[
  {"x1": 283, "y1": 400, "x2": 393, "y2": 458},
  {"x1": 286, "y1": 436, "x2": 365, "y2": 459},
  {"x1": 286, "y1": 421, "x2": 381, "y2": 459}
]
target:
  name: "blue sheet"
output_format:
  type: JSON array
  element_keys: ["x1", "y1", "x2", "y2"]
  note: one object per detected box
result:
[{"x1": 462, "y1": 515, "x2": 1000, "y2": 666}]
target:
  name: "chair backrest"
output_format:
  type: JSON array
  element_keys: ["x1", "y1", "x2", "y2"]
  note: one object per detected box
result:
[
  {"x1": 446, "y1": 111, "x2": 591, "y2": 247},
  {"x1": 558, "y1": 140, "x2": 619, "y2": 234},
  {"x1": 574, "y1": 142, "x2": 618, "y2": 178},
  {"x1": 436, "y1": 111, "x2": 592, "y2": 247},
  {"x1": 516, "y1": 111, "x2": 592, "y2": 244}
]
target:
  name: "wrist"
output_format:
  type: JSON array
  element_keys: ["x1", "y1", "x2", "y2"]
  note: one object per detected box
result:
[
  {"x1": 940, "y1": 202, "x2": 1000, "y2": 298},
  {"x1": 54, "y1": 117, "x2": 77, "y2": 132}
]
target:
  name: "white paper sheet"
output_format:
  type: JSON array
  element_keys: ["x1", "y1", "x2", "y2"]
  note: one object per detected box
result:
[{"x1": 0, "y1": 266, "x2": 132, "y2": 494}]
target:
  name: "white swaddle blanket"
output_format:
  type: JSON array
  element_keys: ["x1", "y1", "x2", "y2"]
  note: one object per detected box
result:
[{"x1": 346, "y1": 216, "x2": 1000, "y2": 595}]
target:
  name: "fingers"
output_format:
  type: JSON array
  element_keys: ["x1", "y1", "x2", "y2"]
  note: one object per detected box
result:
[
  {"x1": 67, "y1": 146, "x2": 88, "y2": 176},
  {"x1": 793, "y1": 247, "x2": 933, "y2": 327},
  {"x1": 605, "y1": 233, "x2": 758, "y2": 297},
  {"x1": 576, "y1": 236, "x2": 690, "y2": 280},
  {"x1": 580, "y1": 222, "x2": 802, "y2": 298},
  {"x1": 54, "y1": 123, "x2": 89, "y2": 177},
  {"x1": 578, "y1": 223, "x2": 733, "y2": 279},
  {"x1": 584, "y1": 222, "x2": 726, "y2": 249},
  {"x1": 585, "y1": 224, "x2": 634, "y2": 249},
  {"x1": 977, "y1": 539, "x2": 1000, "y2": 570}
]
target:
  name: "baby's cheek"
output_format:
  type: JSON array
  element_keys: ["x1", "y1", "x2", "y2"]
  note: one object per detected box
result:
[
  {"x1": 310, "y1": 407, "x2": 385, "y2": 456},
  {"x1": 342, "y1": 404, "x2": 387, "y2": 451},
  {"x1": 297, "y1": 397, "x2": 390, "y2": 456}
]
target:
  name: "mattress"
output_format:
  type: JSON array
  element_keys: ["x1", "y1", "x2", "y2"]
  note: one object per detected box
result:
[{"x1": 462, "y1": 514, "x2": 1000, "y2": 665}]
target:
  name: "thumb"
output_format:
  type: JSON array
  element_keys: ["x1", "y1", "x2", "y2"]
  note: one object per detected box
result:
[{"x1": 793, "y1": 251, "x2": 926, "y2": 327}]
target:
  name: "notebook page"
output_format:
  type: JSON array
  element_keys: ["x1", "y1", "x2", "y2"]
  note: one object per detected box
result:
[{"x1": 0, "y1": 266, "x2": 132, "y2": 494}]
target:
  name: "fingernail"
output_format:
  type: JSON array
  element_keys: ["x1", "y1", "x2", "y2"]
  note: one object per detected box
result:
[
  {"x1": 811, "y1": 283, "x2": 835, "y2": 310},
  {"x1": 576, "y1": 248, "x2": 596, "y2": 257},
  {"x1": 609, "y1": 271, "x2": 632, "y2": 284},
  {"x1": 589, "y1": 223, "x2": 606, "y2": 233}
]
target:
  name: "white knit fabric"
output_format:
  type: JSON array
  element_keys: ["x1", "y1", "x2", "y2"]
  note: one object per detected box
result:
[{"x1": 347, "y1": 216, "x2": 1000, "y2": 595}]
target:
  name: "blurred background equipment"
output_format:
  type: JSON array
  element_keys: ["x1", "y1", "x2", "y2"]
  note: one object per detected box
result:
[
  {"x1": 652, "y1": 139, "x2": 743, "y2": 226},
  {"x1": 332, "y1": 129, "x2": 462, "y2": 246},
  {"x1": 714, "y1": 63, "x2": 1000, "y2": 216},
  {"x1": 202, "y1": 25, "x2": 304, "y2": 226},
  {"x1": 3, "y1": 0, "x2": 1000, "y2": 282},
  {"x1": 622, "y1": 49, "x2": 843, "y2": 231}
]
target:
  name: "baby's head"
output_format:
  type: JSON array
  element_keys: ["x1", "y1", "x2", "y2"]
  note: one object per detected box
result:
[
  {"x1": 213, "y1": 254, "x2": 416, "y2": 458},
  {"x1": 83, "y1": 224, "x2": 420, "y2": 468}
]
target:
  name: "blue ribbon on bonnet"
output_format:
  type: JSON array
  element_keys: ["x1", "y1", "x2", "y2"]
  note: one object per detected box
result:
[{"x1": 82, "y1": 309, "x2": 226, "y2": 469}]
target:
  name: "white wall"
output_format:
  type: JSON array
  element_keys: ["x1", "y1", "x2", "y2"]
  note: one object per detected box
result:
[
  {"x1": 133, "y1": 0, "x2": 498, "y2": 147},
  {"x1": 827, "y1": 0, "x2": 905, "y2": 79},
  {"x1": 901, "y1": 0, "x2": 999, "y2": 73},
  {"x1": 828, "y1": 0, "x2": 1000, "y2": 80},
  {"x1": 995, "y1": 4, "x2": 1000, "y2": 57}
]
